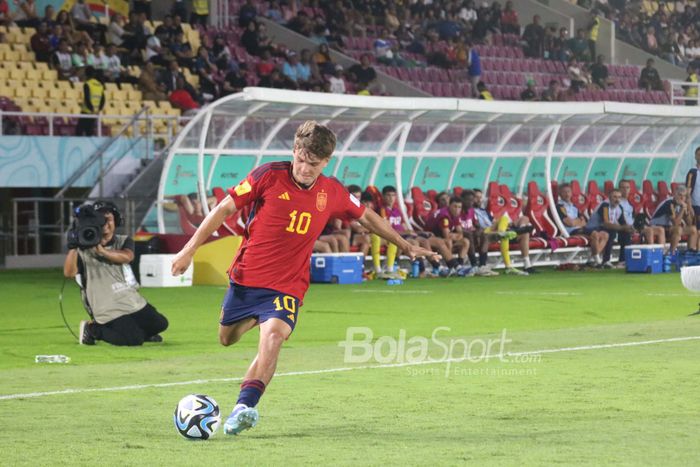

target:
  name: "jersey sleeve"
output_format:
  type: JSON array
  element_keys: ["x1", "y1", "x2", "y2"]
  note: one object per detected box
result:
[
  {"x1": 227, "y1": 166, "x2": 269, "y2": 210},
  {"x1": 332, "y1": 183, "x2": 366, "y2": 221}
]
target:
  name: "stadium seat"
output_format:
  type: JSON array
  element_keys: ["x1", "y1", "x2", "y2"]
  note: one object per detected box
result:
[
  {"x1": 569, "y1": 180, "x2": 589, "y2": 218},
  {"x1": 603, "y1": 180, "x2": 614, "y2": 195},
  {"x1": 409, "y1": 187, "x2": 432, "y2": 227},
  {"x1": 525, "y1": 181, "x2": 558, "y2": 239},
  {"x1": 657, "y1": 181, "x2": 670, "y2": 201},
  {"x1": 642, "y1": 179, "x2": 659, "y2": 216},
  {"x1": 587, "y1": 181, "x2": 606, "y2": 213},
  {"x1": 627, "y1": 183, "x2": 645, "y2": 214}
]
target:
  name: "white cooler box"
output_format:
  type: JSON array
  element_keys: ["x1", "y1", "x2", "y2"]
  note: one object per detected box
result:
[{"x1": 140, "y1": 254, "x2": 193, "y2": 287}]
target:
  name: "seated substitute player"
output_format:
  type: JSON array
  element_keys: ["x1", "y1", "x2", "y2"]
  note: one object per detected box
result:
[
  {"x1": 472, "y1": 188, "x2": 533, "y2": 275},
  {"x1": 345, "y1": 185, "x2": 371, "y2": 256},
  {"x1": 650, "y1": 185, "x2": 698, "y2": 254},
  {"x1": 585, "y1": 189, "x2": 633, "y2": 268},
  {"x1": 459, "y1": 190, "x2": 498, "y2": 276},
  {"x1": 64, "y1": 201, "x2": 168, "y2": 346},
  {"x1": 427, "y1": 196, "x2": 472, "y2": 275},
  {"x1": 372, "y1": 185, "x2": 447, "y2": 278},
  {"x1": 557, "y1": 183, "x2": 608, "y2": 265},
  {"x1": 171, "y1": 121, "x2": 436, "y2": 436},
  {"x1": 618, "y1": 179, "x2": 665, "y2": 251}
]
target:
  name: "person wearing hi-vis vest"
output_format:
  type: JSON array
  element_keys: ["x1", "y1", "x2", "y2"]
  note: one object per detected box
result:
[
  {"x1": 75, "y1": 66, "x2": 105, "y2": 136},
  {"x1": 587, "y1": 10, "x2": 600, "y2": 63},
  {"x1": 190, "y1": 0, "x2": 209, "y2": 28},
  {"x1": 684, "y1": 64, "x2": 698, "y2": 106}
]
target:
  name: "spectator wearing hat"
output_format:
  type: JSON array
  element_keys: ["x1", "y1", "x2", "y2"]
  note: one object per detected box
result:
[
  {"x1": 329, "y1": 64, "x2": 346, "y2": 94},
  {"x1": 521, "y1": 79, "x2": 538, "y2": 101}
]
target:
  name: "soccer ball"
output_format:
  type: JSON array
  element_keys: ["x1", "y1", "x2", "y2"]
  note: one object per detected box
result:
[{"x1": 174, "y1": 394, "x2": 221, "y2": 440}]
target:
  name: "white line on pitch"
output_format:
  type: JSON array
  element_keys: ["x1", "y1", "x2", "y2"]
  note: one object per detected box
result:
[
  {"x1": 351, "y1": 290, "x2": 433, "y2": 294},
  {"x1": 496, "y1": 291, "x2": 583, "y2": 296},
  {"x1": 1, "y1": 335, "x2": 699, "y2": 401},
  {"x1": 645, "y1": 293, "x2": 698, "y2": 297}
]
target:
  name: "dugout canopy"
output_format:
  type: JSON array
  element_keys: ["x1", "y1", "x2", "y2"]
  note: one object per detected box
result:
[{"x1": 158, "y1": 87, "x2": 700, "y2": 234}]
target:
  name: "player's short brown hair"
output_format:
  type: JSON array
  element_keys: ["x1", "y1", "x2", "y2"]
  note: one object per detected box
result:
[{"x1": 294, "y1": 120, "x2": 336, "y2": 160}]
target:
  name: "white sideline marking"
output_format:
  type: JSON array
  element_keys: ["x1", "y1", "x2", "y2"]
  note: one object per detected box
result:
[
  {"x1": 352, "y1": 290, "x2": 433, "y2": 294},
  {"x1": 496, "y1": 291, "x2": 583, "y2": 296},
  {"x1": 645, "y1": 293, "x2": 697, "y2": 297},
  {"x1": 1, "y1": 335, "x2": 699, "y2": 401}
]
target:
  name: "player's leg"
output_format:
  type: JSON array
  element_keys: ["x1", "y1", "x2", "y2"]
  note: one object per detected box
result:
[
  {"x1": 314, "y1": 239, "x2": 332, "y2": 253},
  {"x1": 496, "y1": 215, "x2": 526, "y2": 275},
  {"x1": 517, "y1": 232, "x2": 536, "y2": 273},
  {"x1": 370, "y1": 233, "x2": 382, "y2": 274},
  {"x1": 319, "y1": 234, "x2": 339, "y2": 252},
  {"x1": 333, "y1": 232, "x2": 350, "y2": 252},
  {"x1": 224, "y1": 318, "x2": 293, "y2": 435},
  {"x1": 670, "y1": 225, "x2": 682, "y2": 252},
  {"x1": 687, "y1": 226, "x2": 699, "y2": 251},
  {"x1": 218, "y1": 314, "x2": 258, "y2": 346},
  {"x1": 353, "y1": 232, "x2": 370, "y2": 256}
]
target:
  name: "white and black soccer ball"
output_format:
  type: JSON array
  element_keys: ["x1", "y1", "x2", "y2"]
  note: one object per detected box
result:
[{"x1": 174, "y1": 394, "x2": 221, "y2": 440}]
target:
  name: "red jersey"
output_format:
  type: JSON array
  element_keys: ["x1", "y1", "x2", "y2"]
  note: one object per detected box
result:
[{"x1": 227, "y1": 161, "x2": 365, "y2": 301}]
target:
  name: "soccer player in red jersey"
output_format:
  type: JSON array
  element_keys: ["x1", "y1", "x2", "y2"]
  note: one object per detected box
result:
[{"x1": 171, "y1": 121, "x2": 436, "y2": 435}]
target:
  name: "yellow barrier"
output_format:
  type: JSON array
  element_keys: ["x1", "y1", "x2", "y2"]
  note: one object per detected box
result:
[{"x1": 192, "y1": 236, "x2": 243, "y2": 285}]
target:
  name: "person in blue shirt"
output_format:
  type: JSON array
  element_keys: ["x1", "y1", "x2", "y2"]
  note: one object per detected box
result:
[
  {"x1": 466, "y1": 39, "x2": 481, "y2": 97},
  {"x1": 651, "y1": 185, "x2": 698, "y2": 254},
  {"x1": 556, "y1": 183, "x2": 608, "y2": 266}
]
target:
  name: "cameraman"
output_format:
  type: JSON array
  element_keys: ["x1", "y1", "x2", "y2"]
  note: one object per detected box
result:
[{"x1": 63, "y1": 201, "x2": 168, "y2": 346}]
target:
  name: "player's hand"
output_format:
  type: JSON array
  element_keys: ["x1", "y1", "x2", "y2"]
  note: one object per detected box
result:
[
  {"x1": 171, "y1": 249, "x2": 193, "y2": 276},
  {"x1": 406, "y1": 244, "x2": 441, "y2": 263}
]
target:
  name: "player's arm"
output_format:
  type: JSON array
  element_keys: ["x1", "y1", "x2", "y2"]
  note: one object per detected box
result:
[
  {"x1": 358, "y1": 208, "x2": 438, "y2": 261},
  {"x1": 171, "y1": 195, "x2": 237, "y2": 275}
]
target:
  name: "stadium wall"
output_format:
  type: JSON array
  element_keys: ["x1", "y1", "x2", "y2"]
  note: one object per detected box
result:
[{"x1": 0, "y1": 136, "x2": 144, "y2": 188}]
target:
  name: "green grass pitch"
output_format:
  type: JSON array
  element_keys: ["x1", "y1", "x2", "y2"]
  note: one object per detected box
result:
[{"x1": 1, "y1": 268, "x2": 699, "y2": 466}]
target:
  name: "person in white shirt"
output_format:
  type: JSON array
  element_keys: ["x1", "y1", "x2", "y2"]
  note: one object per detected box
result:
[{"x1": 328, "y1": 65, "x2": 346, "y2": 94}]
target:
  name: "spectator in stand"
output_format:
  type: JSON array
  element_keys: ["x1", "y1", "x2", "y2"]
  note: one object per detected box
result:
[
  {"x1": 41, "y1": 4, "x2": 55, "y2": 27},
  {"x1": 590, "y1": 54, "x2": 611, "y2": 89},
  {"x1": 541, "y1": 79, "x2": 562, "y2": 101},
  {"x1": 568, "y1": 28, "x2": 590, "y2": 62},
  {"x1": 76, "y1": 66, "x2": 105, "y2": 137},
  {"x1": 328, "y1": 64, "x2": 346, "y2": 94},
  {"x1": 0, "y1": 0, "x2": 10, "y2": 27},
  {"x1": 552, "y1": 27, "x2": 572, "y2": 62},
  {"x1": 258, "y1": 68, "x2": 296, "y2": 89},
  {"x1": 123, "y1": 11, "x2": 148, "y2": 51},
  {"x1": 145, "y1": 33, "x2": 165, "y2": 65},
  {"x1": 645, "y1": 26, "x2": 659, "y2": 55},
  {"x1": 72, "y1": 41, "x2": 95, "y2": 79},
  {"x1": 543, "y1": 26, "x2": 557, "y2": 60},
  {"x1": 566, "y1": 60, "x2": 591, "y2": 94},
  {"x1": 170, "y1": 31, "x2": 195, "y2": 69},
  {"x1": 31, "y1": 22, "x2": 52, "y2": 62},
  {"x1": 520, "y1": 79, "x2": 537, "y2": 101},
  {"x1": 70, "y1": 0, "x2": 101, "y2": 34},
  {"x1": 466, "y1": 39, "x2": 481, "y2": 97},
  {"x1": 212, "y1": 35, "x2": 234, "y2": 72},
  {"x1": 52, "y1": 38, "x2": 76, "y2": 81},
  {"x1": 522, "y1": 15, "x2": 544, "y2": 58},
  {"x1": 171, "y1": 0, "x2": 187, "y2": 24},
  {"x1": 256, "y1": 49, "x2": 275, "y2": 77},
  {"x1": 265, "y1": 1, "x2": 284, "y2": 24},
  {"x1": 683, "y1": 64, "x2": 698, "y2": 106},
  {"x1": 477, "y1": 81, "x2": 493, "y2": 100},
  {"x1": 190, "y1": 0, "x2": 209, "y2": 28},
  {"x1": 222, "y1": 63, "x2": 248, "y2": 95},
  {"x1": 282, "y1": 51, "x2": 303, "y2": 89},
  {"x1": 49, "y1": 23, "x2": 64, "y2": 50},
  {"x1": 241, "y1": 20, "x2": 262, "y2": 57},
  {"x1": 132, "y1": 0, "x2": 152, "y2": 20},
  {"x1": 154, "y1": 15, "x2": 175, "y2": 46},
  {"x1": 13, "y1": 0, "x2": 40, "y2": 28},
  {"x1": 107, "y1": 14, "x2": 135, "y2": 50},
  {"x1": 587, "y1": 10, "x2": 601, "y2": 61},
  {"x1": 238, "y1": 0, "x2": 257, "y2": 28},
  {"x1": 500, "y1": 1, "x2": 519, "y2": 35},
  {"x1": 348, "y1": 54, "x2": 378, "y2": 89},
  {"x1": 160, "y1": 60, "x2": 186, "y2": 93},
  {"x1": 313, "y1": 43, "x2": 334, "y2": 75},
  {"x1": 169, "y1": 76, "x2": 199, "y2": 115},
  {"x1": 139, "y1": 61, "x2": 167, "y2": 101},
  {"x1": 639, "y1": 58, "x2": 664, "y2": 91}
]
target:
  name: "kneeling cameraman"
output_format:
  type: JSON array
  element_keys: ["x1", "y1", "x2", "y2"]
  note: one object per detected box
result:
[{"x1": 63, "y1": 201, "x2": 168, "y2": 346}]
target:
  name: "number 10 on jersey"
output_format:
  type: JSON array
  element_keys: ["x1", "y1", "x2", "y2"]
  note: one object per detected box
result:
[{"x1": 285, "y1": 210, "x2": 311, "y2": 234}]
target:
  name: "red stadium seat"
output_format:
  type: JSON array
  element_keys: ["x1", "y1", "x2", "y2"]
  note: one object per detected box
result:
[
  {"x1": 642, "y1": 180, "x2": 659, "y2": 216},
  {"x1": 569, "y1": 180, "x2": 589, "y2": 217},
  {"x1": 453, "y1": 186, "x2": 463, "y2": 197},
  {"x1": 657, "y1": 181, "x2": 670, "y2": 201},
  {"x1": 603, "y1": 180, "x2": 614, "y2": 195},
  {"x1": 365, "y1": 185, "x2": 383, "y2": 210},
  {"x1": 587, "y1": 181, "x2": 606, "y2": 213},
  {"x1": 525, "y1": 181, "x2": 558, "y2": 238},
  {"x1": 550, "y1": 180, "x2": 559, "y2": 203},
  {"x1": 627, "y1": 183, "x2": 644, "y2": 214},
  {"x1": 410, "y1": 187, "x2": 432, "y2": 227},
  {"x1": 498, "y1": 184, "x2": 522, "y2": 220},
  {"x1": 487, "y1": 181, "x2": 508, "y2": 219}
]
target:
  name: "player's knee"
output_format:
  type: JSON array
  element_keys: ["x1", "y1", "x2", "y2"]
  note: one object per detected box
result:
[
  {"x1": 219, "y1": 332, "x2": 239, "y2": 347},
  {"x1": 265, "y1": 329, "x2": 287, "y2": 348}
]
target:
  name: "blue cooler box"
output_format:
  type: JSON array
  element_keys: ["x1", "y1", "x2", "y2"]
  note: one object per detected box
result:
[
  {"x1": 625, "y1": 244, "x2": 664, "y2": 273},
  {"x1": 310, "y1": 253, "x2": 364, "y2": 284}
]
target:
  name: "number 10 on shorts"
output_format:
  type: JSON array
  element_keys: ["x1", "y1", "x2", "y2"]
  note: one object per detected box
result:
[{"x1": 273, "y1": 295, "x2": 297, "y2": 323}]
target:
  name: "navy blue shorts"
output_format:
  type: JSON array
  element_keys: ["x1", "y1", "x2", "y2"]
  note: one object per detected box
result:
[{"x1": 220, "y1": 282, "x2": 300, "y2": 332}]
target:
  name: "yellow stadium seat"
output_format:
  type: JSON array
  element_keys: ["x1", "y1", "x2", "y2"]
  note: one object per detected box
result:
[
  {"x1": 3, "y1": 50, "x2": 20, "y2": 62},
  {"x1": 5, "y1": 79, "x2": 21, "y2": 88},
  {"x1": 11, "y1": 44, "x2": 27, "y2": 52},
  {"x1": 47, "y1": 87, "x2": 63, "y2": 100},
  {"x1": 41, "y1": 69, "x2": 57, "y2": 81},
  {"x1": 0, "y1": 69, "x2": 8, "y2": 80},
  {"x1": 9, "y1": 69, "x2": 25, "y2": 80},
  {"x1": 110, "y1": 89, "x2": 127, "y2": 101},
  {"x1": 0, "y1": 25, "x2": 7, "y2": 34},
  {"x1": 56, "y1": 80, "x2": 72, "y2": 90},
  {"x1": 25, "y1": 69, "x2": 40, "y2": 80},
  {"x1": 64, "y1": 88, "x2": 80, "y2": 100},
  {"x1": 31, "y1": 87, "x2": 47, "y2": 99},
  {"x1": 19, "y1": 51, "x2": 35, "y2": 61},
  {"x1": 17, "y1": 61, "x2": 33, "y2": 70},
  {"x1": 126, "y1": 89, "x2": 142, "y2": 101},
  {"x1": 14, "y1": 87, "x2": 30, "y2": 98},
  {"x1": 35, "y1": 62, "x2": 48, "y2": 71},
  {"x1": 0, "y1": 43, "x2": 10, "y2": 52},
  {"x1": 104, "y1": 82, "x2": 119, "y2": 93}
]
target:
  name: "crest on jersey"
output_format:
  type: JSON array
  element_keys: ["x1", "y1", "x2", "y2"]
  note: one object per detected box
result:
[
  {"x1": 316, "y1": 192, "x2": 328, "y2": 211},
  {"x1": 234, "y1": 180, "x2": 251, "y2": 196}
]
